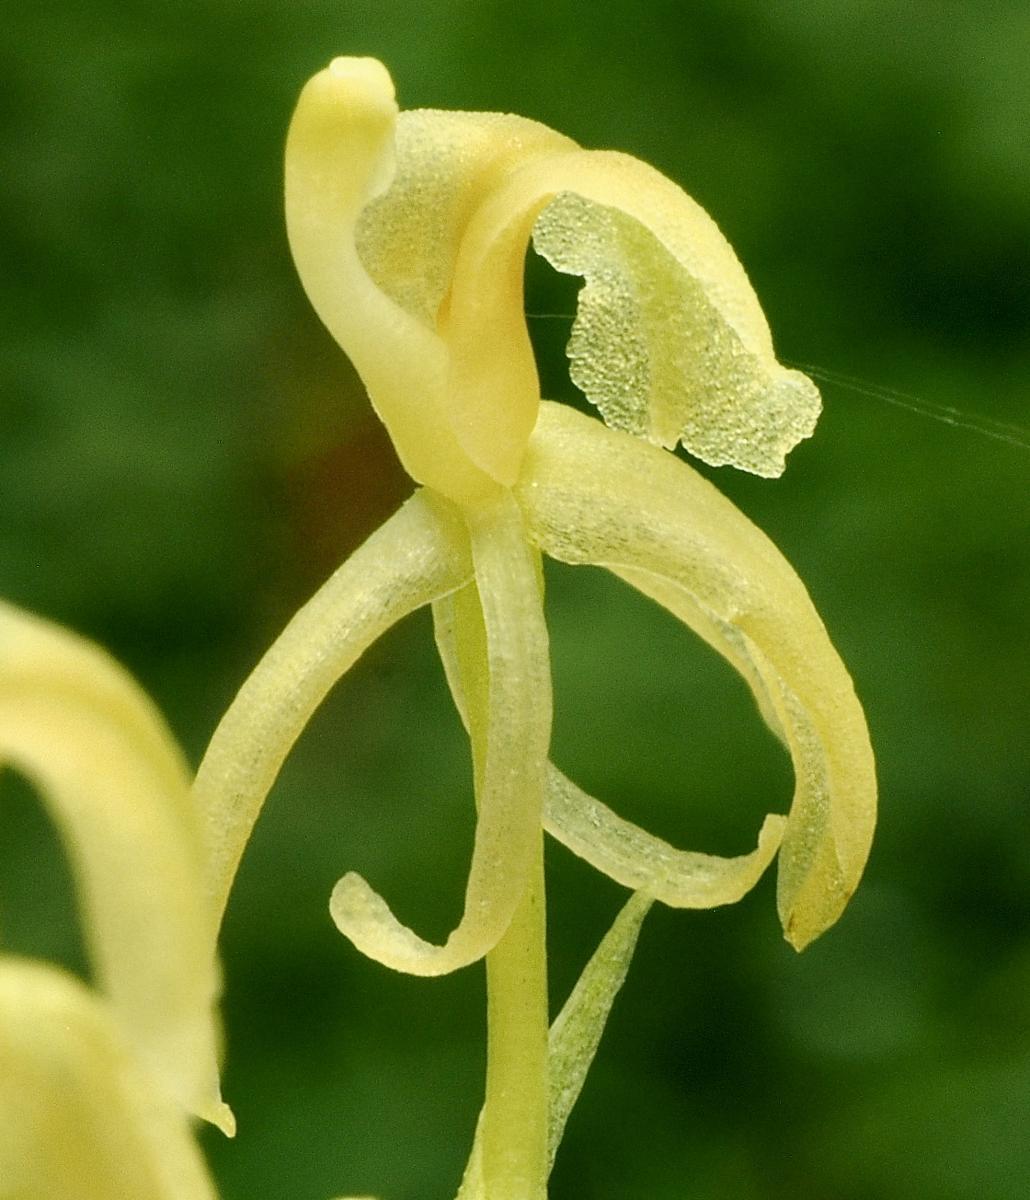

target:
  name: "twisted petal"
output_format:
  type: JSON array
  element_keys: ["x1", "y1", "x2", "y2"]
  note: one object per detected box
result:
[
  {"x1": 330, "y1": 490, "x2": 551, "y2": 975},
  {"x1": 0, "y1": 602, "x2": 231, "y2": 1130},
  {"x1": 0, "y1": 958, "x2": 219, "y2": 1200},
  {"x1": 515, "y1": 403, "x2": 876, "y2": 950},
  {"x1": 194, "y1": 490, "x2": 473, "y2": 932}
]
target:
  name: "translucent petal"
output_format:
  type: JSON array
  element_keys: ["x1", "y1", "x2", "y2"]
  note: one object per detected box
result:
[
  {"x1": 357, "y1": 109, "x2": 572, "y2": 328},
  {"x1": 433, "y1": 593, "x2": 783, "y2": 907},
  {"x1": 515, "y1": 403, "x2": 876, "y2": 950},
  {"x1": 330, "y1": 491, "x2": 551, "y2": 975},
  {"x1": 544, "y1": 767, "x2": 786, "y2": 908},
  {"x1": 533, "y1": 181, "x2": 821, "y2": 475},
  {"x1": 443, "y1": 145, "x2": 819, "y2": 479},
  {"x1": 194, "y1": 490, "x2": 473, "y2": 931},
  {"x1": 0, "y1": 958, "x2": 219, "y2": 1199},
  {"x1": 0, "y1": 602, "x2": 231, "y2": 1131},
  {"x1": 432, "y1": 576, "x2": 777, "y2": 902}
]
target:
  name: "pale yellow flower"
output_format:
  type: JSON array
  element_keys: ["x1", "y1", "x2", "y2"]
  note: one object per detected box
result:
[
  {"x1": 0, "y1": 602, "x2": 229, "y2": 1197},
  {"x1": 1, "y1": 57, "x2": 875, "y2": 1200},
  {"x1": 192, "y1": 56, "x2": 876, "y2": 1199}
]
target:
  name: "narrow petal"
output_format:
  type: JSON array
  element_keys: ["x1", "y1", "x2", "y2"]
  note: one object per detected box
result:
[
  {"x1": 0, "y1": 602, "x2": 231, "y2": 1131},
  {"x1": 434, "y1": 584, "x2": 550, "y2": 1200},
  {"x1": 544, "y1": 767, "x2": 786, "y2": 908},
  {"x1": 194, "y1": 490, "x2": 473, "y2": 932},
  {"x1": 546, "y1": 891, "x2": 653, "y2": 1167},
  {"x1": 331, "y1": 490, "x2": 551, "y2": 976},
  {"x1": 434, "y1": 593, "x2": 782, "y2": 907},
  {"x1": 454, "y1": 892, "x2": 653, "y2": 1195},
  {"x1": 515, "y1": 403, "x2": 876, "y2": 950},
  {"x1": 0, "y1": 957, "x2": 219, "y2": 1199}
]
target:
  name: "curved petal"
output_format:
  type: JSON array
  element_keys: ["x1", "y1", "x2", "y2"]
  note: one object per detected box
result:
[
  {"x1": 431, "y1": 581, "x2": 550, "y2": 1197},
  {"x1": 330, "y1": 490, "x2": 551, "y2": 976},
  {"x1": 0, "y1": 602, "x2": 231, "y2": 1131},
  {"x1": 515, "y1": 403, "x2": 876, "y2": 950},
  {"x1": 433, "y1": 590, "x2": 782, "y2": 907},
  {"x1": 0, "y1": 958, "x2": 219, "y2": 1200},
  {"x1": 285, "y1": 58, "x2": 490, "y2": 501},
  {"x1": 445, "y1": 147, "x2": 818, "y2": 480},
  {"x1": 544, "y1": 767, "x2": 786, "y2": 908},
  {"x1": 194, "y1": 490, "x2": 473, "y2": 932}
]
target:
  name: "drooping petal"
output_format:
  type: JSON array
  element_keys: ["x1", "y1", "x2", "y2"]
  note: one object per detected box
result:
[
  {"x1": 0, "y1": 958, "x2": 219, "y2": 1199},
  {"x1": 193, "y1": 490, "x2": 473, "y2": 932},
  {"x1": 0, "y1": 602, "x2": 231, "y2": 1131},
  {"x1": 330, "y1": 490, "x2": 551, "y2": 976},
  {"x1": 544, "y1": 767, "x2": 786, "y2": 908},
  {"x1": 515, "y1": 402, "x2": 876, "y2": 951}
]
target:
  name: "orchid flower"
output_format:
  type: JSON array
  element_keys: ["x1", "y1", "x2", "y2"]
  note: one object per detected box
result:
[
  {"x1": 190, "y1": 57, "x2": 876, "y2": 1200},
  {"x1": 0, "y1": 57, "x2": 876, "y2": 1200},
  {"x1": 0, "y1": 601, "x2": 230, "y2": 1197}
]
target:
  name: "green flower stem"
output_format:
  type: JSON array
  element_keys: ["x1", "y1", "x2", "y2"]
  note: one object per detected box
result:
[{"x1": 482, "y1": 836, "x2": 548, "y2": 1200}]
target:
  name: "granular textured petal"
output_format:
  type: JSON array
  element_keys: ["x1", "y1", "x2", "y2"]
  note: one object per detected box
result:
[
  {"x1": 534, "y1": 189, "x2": 821, "y2": 476},
  {"x1": 357, "y1": 109, "x2": 572, "y2": 325}
]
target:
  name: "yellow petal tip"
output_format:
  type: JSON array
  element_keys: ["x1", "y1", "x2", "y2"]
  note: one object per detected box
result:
[{"x1": 324, "y1": 55, "x2": 395, "y2": 108}]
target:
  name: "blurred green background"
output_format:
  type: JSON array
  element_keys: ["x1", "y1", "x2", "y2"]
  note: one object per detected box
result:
[{"x1": 2, "y1": 2, "x2": 1029, "y2": 1197}]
